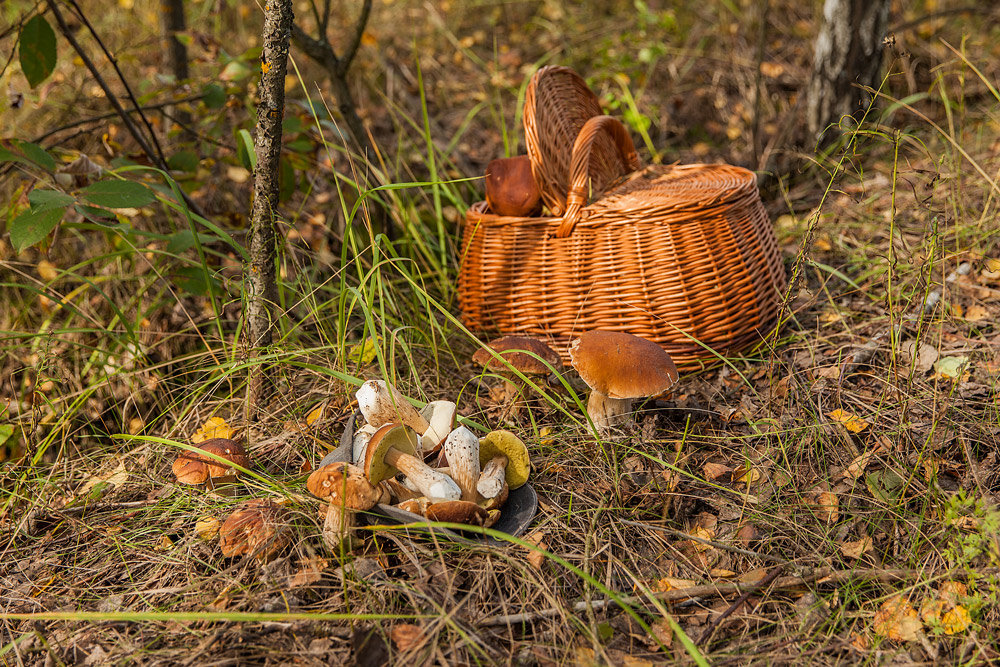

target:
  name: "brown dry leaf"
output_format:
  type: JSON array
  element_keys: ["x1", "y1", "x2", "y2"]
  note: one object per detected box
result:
[
  {"x1": 900, "y1": 341, "x2": 938, "y2": 373},
  {"x1": 840, "y1": 536, "x2": 874, "y2": 559},
  {"x1": 850, "y1": 631, "x2": 870, "y2": 650},
  {"x1": 815, "y1": 365, "x2": 841, "y2": 379},
  {"x1": 288, "y1": 556, "x2": 329, "y2": 588},
  {"x1": 390, "y1": 624, "x2": 426, "y2": 651},
  {"x1": 873, "y1": 596, "x2": 922, "y2": 641},
  {"x1": 710, "y1": 568, "x2": 736, "y2": 578},
  {"x1": 192, "y1": 416, "x2": 234, "y2": 443},
  {"x1": 923, "y1": 457, "x2": 942, "y2": 482},
  {"x1": 827, "y1": 409, "x2": 870, "y2": 433},
  {"x1": 703, "y1": 462, "x2": 733, "y2": 481},
  {"x1": 939, "y1": 581, "x2": 967, "y2": 605},
  {"x1": 648, "y1": 618, "x2": 674, "y2": 649},
  {"x1": 194, "y1": 516, "x2": 220, "y2": 540},
  {"x1": 760, "y1": 61, "x2": 785, "y2": 78},
  {"x1": 688, "y1": 526, "x2": 715, "y2": 552},
  {"x1": 653, "y1": 577, "x2": 698, "y2": 592},
  {"x1": 843, "y1": 451, "x2": 876, "y2": 479},
  {"x1": 739, "y1": 568, "x2": 769, "y2": 584},
  {"x1": 964, "y1": 304, "x2": 989, "y2": 321},
  {"x1": 226, "y1": 166, "x2": 250, "y2": 183},
  {"x1": 524, "y1": 530, "x2": 547, "y2": 571},
  {"x1": 736, "y1": 523, "x2": 758, "y2": 546},
  {"x1": 813, "y1": 491, "x2": 839, "y2": 523},
  {"x1": 156, "y1": 535, "x2": 174, "y2": 551}
]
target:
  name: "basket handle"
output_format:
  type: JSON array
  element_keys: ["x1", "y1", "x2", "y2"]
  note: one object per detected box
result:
[{"x1": 556, "y1": 115, "x2": 641, "y2": 238}]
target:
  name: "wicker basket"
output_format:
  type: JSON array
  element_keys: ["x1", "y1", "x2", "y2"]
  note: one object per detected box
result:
[{"x1": 458, "y1": 67, "x2": 786, "y2": 371}]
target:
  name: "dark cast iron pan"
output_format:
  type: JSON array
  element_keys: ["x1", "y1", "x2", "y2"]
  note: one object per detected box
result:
[{"x1": 318, "y1": 411, "x2": 538, "y2": 547}]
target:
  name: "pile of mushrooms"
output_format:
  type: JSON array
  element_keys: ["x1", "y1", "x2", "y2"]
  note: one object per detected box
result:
[{"x1": 307, "y1": 379, "x2": 532, "y2": 545}]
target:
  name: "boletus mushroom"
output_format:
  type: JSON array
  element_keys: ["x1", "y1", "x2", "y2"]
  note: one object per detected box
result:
[
  {"x1": 569, "y1": 330, "x2": 679, "y2": 434},
  {"x1": 363, "y1": 423, "x2": 461, "y2": 501},
  {"x1": 442, "y1": 426, "x2": 480, "y2": 502},
  {"x1": 172, "y1": 438, "x2": 249, "y2": 493},
  {"x1": 398, "y1": 498, "x2": 489, "y2": 527},
  {"x1": 472, "y1": 336, "x2": 563, "y2": 414},
  {"x1": 219, "y1": 498, "x2": 290, "y2": 562},
  {"x1": 485, "y1": 155, "x2": 542, "y2": 217},
  {"x1": 307, "y1": 462, "x2": 381, "y2": 551},
  {"x1": 356, "y1": 380, "x2": 451, "y2": 454},
  {"x1": 476, "y1": 430, "x2": 530, "y2": 500}
]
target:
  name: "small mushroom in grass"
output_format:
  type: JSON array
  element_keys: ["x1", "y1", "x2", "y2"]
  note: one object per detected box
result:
[
  {"x1": 219, "y1": 498, "x2": 290, "y2": 562},
  {"x1": 307, "y1": 462, "x2": 381, "y2": 551},
  {"x1": 363, "y1": 424, "x2": 461, "y2": 501},
  {"x1": 472, "y1": 336, "x2": 563, "y2": 411},
  {"x1": 172, "y1": 438, "x2": 249, "y2": 493},
  {"x1": 442, "y1": 426, "x2": 480, "y2": 501},
  {"x1": 485, "y1": 155, "x2": 542, "y2": 217},
  {"x1": 476, "y1": 430, "x2": 531, "y2": 500},
  {"x1": 569, "y1": 331, "x2": 679, "y2": 434}
]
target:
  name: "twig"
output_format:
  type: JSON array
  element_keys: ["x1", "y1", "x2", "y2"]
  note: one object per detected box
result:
[
  {"x1": 698, "y1": 564, "x2": 785, "y2": 645},
  {"x1": 30, "y1": 95, "x2": 204, "y2": 145},
  {"x1": 65, "y1": 0, "x2": 168, "y2": 168},
  {"x1": 43, "y1": 0, "x2": 207, "y2": 220},
  {"x1": 890, "y1": 5, "x2": 993, "y2": 34},
  {"x1": 475, "y1": 566, "x2": 995, "y2": 627}
]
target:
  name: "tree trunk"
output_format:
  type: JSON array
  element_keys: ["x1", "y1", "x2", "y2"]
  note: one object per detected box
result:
[
  {"x1": 806, "y1": 0, "x2": 890, "y2": 142},
  {"x1": 160, "y1": 0, "x2": 193, "y2": 137},
  {"x1": 247, "y1": 0, "x2": 293, "y2": 419}
]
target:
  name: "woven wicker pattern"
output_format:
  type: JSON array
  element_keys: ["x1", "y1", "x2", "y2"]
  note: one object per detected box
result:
[
  {"x1": 459, "y1": 70, "x2": 786, "y2": 371},
  {"x1": 524, "y1": 66, "x2": 631, "y2": 215}
]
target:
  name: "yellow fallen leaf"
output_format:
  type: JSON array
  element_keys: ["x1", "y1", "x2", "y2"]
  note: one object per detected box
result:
[
  {"x1": 873, "y1": 596, "x2": 922, "y2": 641},
  {"x1": 734, "y1": 467, "x2": 761, "y2": 485},
  {"x1": 195, "y1": 516, "x2": 221, "y2": 540},
  {"x1": 192, "y1": 416, "x2": 234, "y2": 443},
  {"x1": 538, "y1": 426, "x2": 555, "y2": 445},
  {"x1": 688, "y1": 526, "x2": 715, "y2": 552},
  {"x1": 840, "y1": 536, "x2": 873, "y2": 559},
  {"x1": 827, "y1": 409, "x2": 870, "y2": 433},
  {"x1": 348, "y1": 338, "x2": 379, "y2": 364},
  {"x1": 941, "y1": 605, "x2": 971, "y2": 634},
  {"x1": 37, "y1": 260, "x2": 58, "y2": 281},
  {"x1": 985, "y1": 258, "x2": 1000, "y2": 273},
  {"x1": 710, "y1": 568, "x2": 736, "y2": 578},
  {"x1": 653, "y1": 577, "x2": 698, "y2": 592},
  {"x1": 524, "y1": 530, "x2": 547, "y2": 571},
  {"x1": 305, "y1": 402, "x2": 329, "y2": 427}
]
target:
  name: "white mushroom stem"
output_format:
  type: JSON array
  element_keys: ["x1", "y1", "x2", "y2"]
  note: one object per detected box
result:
[
  {"x1": 443, "y1": 427, "x2": 480, "y2": 502},
  {"x1": 476, "y1": 454, "x2": 509, "y2": 499},
  {"x1": 322, "y1": 501, "x2": 356, "y2": 553},
  {"x1": 383, "y1": 447, "x2": 461, "y2": 501},
  {"x1": 356, "y1": 380, "x2": 429, "y2": 434},
  {"x1": 352, "y1": 425, "x2": 376, "y2": 465},
  {"x1": 419, "y1": 401, "x2": 457, "y2": 452},
  {"x1": 586, "y1": 390, "x2": 634, "y2": 433}
]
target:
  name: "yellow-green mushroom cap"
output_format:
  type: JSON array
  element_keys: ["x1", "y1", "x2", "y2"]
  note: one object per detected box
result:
[
  {"x1": 478, "y1": 430, "x2": 530, "y2": 489},
  {"x1": 363, "y1": 423, "x2": 420, "y2": 484}
]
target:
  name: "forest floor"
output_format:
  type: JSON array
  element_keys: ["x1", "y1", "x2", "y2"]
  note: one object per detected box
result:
[{"x1": 3, "y1": 1, "x2": 1000, "y2": 664}]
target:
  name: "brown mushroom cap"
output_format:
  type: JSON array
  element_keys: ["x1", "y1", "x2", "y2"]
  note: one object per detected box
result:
[
  {"x1": 307, "y1": 462, "x2": 381, "y2": 511},
  {"x1": 425, "y1": 500, "x2": 489, "y2": 526},
  {"x1": 362, "y1": 423, "x2": 420, "y2": 484},
  {"x1": 219, "y1": 498, "x2": 290, "y2": 561},
  {"x1": 472, "y1": 336, "x2": 563, "y2": 375},
  {"x1": 569, "y1": 331, "x2": 678, "y2": 399},
  {"x1": 485, "y1": 155, "x2": 542, "y2": 217},
  {"x1": 172, "y1": 438, "x2": 249, "y2": 485}
]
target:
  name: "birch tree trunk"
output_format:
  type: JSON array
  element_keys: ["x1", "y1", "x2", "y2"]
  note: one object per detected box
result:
[
  {"x1": 806, "y1": 0, "x2": 890, "y2": 142},
  {"x1": 247, "y1": 0, "x2": 293, "y2": 419}
]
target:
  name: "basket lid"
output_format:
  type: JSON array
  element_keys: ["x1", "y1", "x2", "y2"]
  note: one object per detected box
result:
[
  {"x1": 523, "y1": 66, "x2": 632, "y2": 216},
  {"x1": 592, "y1": 163, "x2": 760, "y2": 214}
]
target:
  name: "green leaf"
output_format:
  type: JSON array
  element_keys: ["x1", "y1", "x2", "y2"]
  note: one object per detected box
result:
[
  {"x1": 201, "y1": 82, "x2": 226, "y2": 109},
  {"x1": 175, "y1": 266, "x2": 219, "y2": 296},
  {"x1": 74, "y1": 203, "x2": 118, "y2": 225},
  {"x1": 29, "y1": 189, "x2": 74, "y2": 212},
  {"x1": 9, "y1": 206, "x2": 65, "y2": 251},
  {"x1": 166, "y1": 150, "x2": 199, "y2": 173},
  {"x1": 19, "y1": 15, "x2": 57, "y2": 88},
  {"x1": 80, "y1": 180, "x2": 156, "y2": 208},
  {"x1": 166, "y1": 229, "x2": 215, "y2": 254},
  {"x1": 0, "y1": 140, "x2": 56, "y2": 171},
  {"x1": 0, "y1": 424, "x2": 15, "y2": 448},
  {"x1": 235, "y1": 129, "x2": 256, "y2": 171}
]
